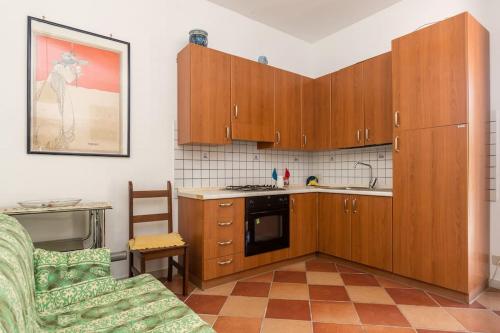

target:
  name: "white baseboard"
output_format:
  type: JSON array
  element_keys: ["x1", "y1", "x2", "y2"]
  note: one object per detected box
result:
[{"x1": 489, "y1": 278, "x2": 500, "y2": 289}]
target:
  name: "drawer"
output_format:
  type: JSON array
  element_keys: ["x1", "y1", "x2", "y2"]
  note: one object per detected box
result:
[
  {"x1": 204, "y1": 236, "x2": 243, "y2": 259},
  {"x1": 204, "y1": 253, "x2": 243, "y2": 280},
  {"x1": 204, "y1": 198, "x2": 244, "y2": 219}
]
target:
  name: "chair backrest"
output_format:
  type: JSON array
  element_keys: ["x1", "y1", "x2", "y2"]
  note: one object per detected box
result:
[
  {"x1": 128, "y1": 181, "x2": 173, "y2": 240},
  {"x1": 0, "y1": 214, "x2": 41, "y2": 333}
]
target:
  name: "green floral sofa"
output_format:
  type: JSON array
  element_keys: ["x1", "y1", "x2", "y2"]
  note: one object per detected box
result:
[{"x1": 0, "y1": 214, "x2": 214, "y2": 333}]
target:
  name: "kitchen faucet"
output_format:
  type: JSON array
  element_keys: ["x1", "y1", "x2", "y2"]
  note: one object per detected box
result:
[{"x1": 354, "y1": 161, "x2": 378, "y2": 189}]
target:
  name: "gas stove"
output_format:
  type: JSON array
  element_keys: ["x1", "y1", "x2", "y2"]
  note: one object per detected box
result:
[{"x1": 224, "y1": 185, "x2": 286, "y2": 192}]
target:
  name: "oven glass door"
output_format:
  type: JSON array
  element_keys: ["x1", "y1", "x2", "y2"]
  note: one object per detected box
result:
[{"x1": 245, "y1": 209, "x2": 289, "y2": 257}]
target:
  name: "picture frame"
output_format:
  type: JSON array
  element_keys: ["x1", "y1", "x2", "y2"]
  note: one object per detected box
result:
[{"x1": 27, "y1": 16, "x2": 130, "y2": 157}]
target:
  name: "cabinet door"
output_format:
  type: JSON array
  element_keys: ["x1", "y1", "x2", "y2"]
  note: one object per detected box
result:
[
  {"x1": 331, "y1": 64, "x2": 364, "y2": 148},
  {"x1": 318, "y1": 194, "x2": 351, "y2": 260},
  {"x1": 351, "y1": 195, "x2": 392, "y2": 271},
  {"x1": 274, "y1": 69, "x2": 302, "y2": 149},
  {"x1": 393, "y1": 125, "x2": 468, "y2": 292},
  {"x1": 392, "y1": 14, "x2": 467, "y2": 131},
  {"x1": 290, "y1": 193, "x2": 318, "y2": 257},
  {"x1": 363, "y1": 52, "x2": 392, "y2": 145},
  {"x1": 312, "y1": 74, "x2": 332, "y2": 150},
  {"x1": 178, "y1": 44, "x2": 231, "y2": 144},
  {"x1": 301, "y1": 76, "x2": 315, "y2": 150},
  {"x1": 231, "y1": 56, "x2": 274, "y2": 142}
]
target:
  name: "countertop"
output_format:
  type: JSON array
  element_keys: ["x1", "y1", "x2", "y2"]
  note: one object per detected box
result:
[{"x1": 177, "y1": 185, "x2": 392, "y2": 200}]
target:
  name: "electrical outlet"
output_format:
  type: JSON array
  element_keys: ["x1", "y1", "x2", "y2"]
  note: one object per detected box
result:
[
  {"x1": 492, "y1": 255, "x2": 500, "y2": 265},
  {"x1": 253, "y1": 154, "x2": 260, "y2": 161},
  {"x1": 202, "y1": 152, "x2": 209, "y2": 160},
  {"x1": 378, "y1": 152, "x2": 385, "y2": 159}
]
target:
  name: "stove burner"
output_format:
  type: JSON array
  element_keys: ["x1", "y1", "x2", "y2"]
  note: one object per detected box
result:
[{"x1": 224, "y1": 185, "x2": 286, "y2": 192}]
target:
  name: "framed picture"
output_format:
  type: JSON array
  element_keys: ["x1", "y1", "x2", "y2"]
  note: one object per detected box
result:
[{"x1": 27, "y1": 16, "x2": 130, "y2": 157}]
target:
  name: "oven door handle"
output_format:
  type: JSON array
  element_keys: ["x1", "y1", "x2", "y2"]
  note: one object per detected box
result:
[{"x1": 246, "y1": 209, "x2": 289, "y2": 216}]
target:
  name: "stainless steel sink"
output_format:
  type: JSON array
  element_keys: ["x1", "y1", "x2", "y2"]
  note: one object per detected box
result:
[{"x1": 317, "y1": 185, "x2": 391, "y2": 192}]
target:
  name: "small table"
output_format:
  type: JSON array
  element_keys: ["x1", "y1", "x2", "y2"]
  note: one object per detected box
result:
[{"x1": 0, "y1": 202, "x2": 112, "y2": 251}]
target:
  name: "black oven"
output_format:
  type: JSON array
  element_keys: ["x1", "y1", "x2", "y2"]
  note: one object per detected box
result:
[{"x1": 245, "y1": 195, "x2": 289, "y2": 257}]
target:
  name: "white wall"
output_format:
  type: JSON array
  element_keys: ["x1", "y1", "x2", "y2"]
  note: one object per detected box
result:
[
  {"x1": 310, "y1": 0, "x2": 500, "y2": 285},
  {"x1": 0, "y1": 0, "x2": 313, "y2": 278}
]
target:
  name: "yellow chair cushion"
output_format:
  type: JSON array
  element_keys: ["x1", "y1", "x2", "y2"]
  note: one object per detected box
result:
[{"x1": 128, "y1": 233, "x2": 185, "y2": 250}]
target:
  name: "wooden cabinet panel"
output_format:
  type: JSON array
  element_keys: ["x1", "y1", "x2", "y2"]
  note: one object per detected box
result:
[
  {"x1": 274, "y1": 69, "x2": 302, "y2": 149},
  {"x1": 312, "y1": 74, "x2": 332, "y2": 150},
  {"x1": 290, "y1": 193, "x2": 318, "y2": 257},
  {"x1": 242, "y1": 248, "x2": 290, "y2": 270},
  {"x1": 393, "y1": 125, "x2": 468, "y2": 292},
  {"x1": 392, "y1": 14, "x2": 467, "y2": 131},
  {"x1": 301, "y1": 76, "x2": 315, "y2": 150},
  {"x1": 331, "y1": 64, "x2": 364, "y2": 149},
  {"x1": 204, "y1": 253, "x2": 244, "y2": 280},
  {"x1": 177, "y1": 44, "x2": 231, "y2": 145},
  {"x1": 363, "y1": 52, "x2": 392, "y2": 145},
  {"x1": 231, "y1": 56, "x2": 274, "y2": 142},
  {"x1": 351, "y1": 195, "x2": 392, "y2": 271},
  {"x1": 318, "y1": 194, "x2": 351, "y2": 260}
]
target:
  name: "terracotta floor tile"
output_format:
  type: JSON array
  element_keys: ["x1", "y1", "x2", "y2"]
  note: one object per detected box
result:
[
  {"x1": 341, "y1": 274, "x2": 380, "y2": 286},
  {"x1": 417, "y1": 330, "x2": 461, "y2": 333},
  {"x1": 262, "y1": 318, "x2": 313, "y2": 333},
  {"x1": 198, "y1": 314, "x2": 217, "y2": 326},
  {"x1": 243, "y1": 271, "x2": 274, "y2": 283},
  {"x1": 307, "y1": 272, "x2": 344, "y2": 285},
  {"x1": 446, "y1": 308, "x2": 500, "y2": 333},
  {"x1": 175, "y1": 293, "x2": 189, "y2": 302},
  {"x1": 398, "y1": 305, "x2": 465, "y2": 331},
  {"x1": 429, "y1": 293, "x2": 485, "y2": 309},
  {"x1": 346, "y1": 286, "x2": 394, "y2": 304},
  {"x1": 313, "y1": 322, "x2": 364, "y2": 333},
  {"x1": 336, "y1": 264, "x2": 364, "y2": 274},
  {"x1": 354, "y1": 303, "x2": 410, "y2": 327},
  {"x1": 231, "y1": 281, "x2": 270, "y2": 297},
  {"x1": 386, "y1": 288, "x2": 438, "y2": 307},
  {"x1": 310, "y1": 301, "x2": 360, "y2": 324},
  {"x1": 266, "y1": 299, "x2": 311, "y2": 320},
  {"x1": 364, "y1": 326, "x2": 415, "y2": 333},
  {"x1": 192, "y1": 281, "x2": 236, "y2": 296},
  {"x1": 496, "y1": 310, "x2": 500, "y2": 316},
  {"x1": 162, "y1": 275, "x2": 196, "y2": 294},
  {"x1": 213, "y1": 316, "x2": 262, "y2": 333},
  {"x1": 274, "y1": 270, "x2": 308, "y2": 283},
  {"x1": 376, "y1": 277, "x2": 412, "y2": 289},
  {"x1": 279, "y1": 261, "x2": 307, "y2": 271},
  {"x1": 476, "y1": 291, "x2": 500, "y2": 310},
  {"x1": 184, "y1": 294, "x2": 227, "y2": 315},
  {"x1": 269, "y1": 282, "x2": 310, "y2": 300},
  {"x1": 219, "y1": 296, "x2": 268, "y2": 318},
  {"x1": 306, "y1": 260, "x2": 337, "y2": 272},
  {"x1": 309, "y1": 285, "x2": 350, "y2": 301}
]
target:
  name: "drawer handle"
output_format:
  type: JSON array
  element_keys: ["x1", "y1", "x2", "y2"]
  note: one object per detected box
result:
[
  {"x1": 217, "y1": 240, "x2": 233, "y2": 246},
  {"x1": 217, "y1": 259, "x2": 233, "y2": 265},
  {"x1": 218, "y1": 202, "x2": 233, "y2": 207},
  {"x1": 218, "y1": 221, "x2": 233, "y2": 227},
  {"x1": 343, "y1": 198, "x2": 349, "y2": 214},
  {"x1": 352, "y1": 198, "x2": 358, "y2": 214}
]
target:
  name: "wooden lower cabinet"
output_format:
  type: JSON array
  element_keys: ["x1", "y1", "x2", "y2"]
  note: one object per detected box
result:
[
  {"x1": 351, "y1": 195, "x2": 393, "y2": 271},
  {"x1": 318, "y1": 193, "x2": 351, "y2": 260},
  {"x1": 290, "y1": 193, "x2": 318, "y2": 257}
]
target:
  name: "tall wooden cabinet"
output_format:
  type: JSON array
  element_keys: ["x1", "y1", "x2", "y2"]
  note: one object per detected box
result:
[
  {"x1": 312, "y1": 74, "x2": 332, "y2": 150},
  {"x1": 392, "y1": 12, "x2": 489, "y2": 298},
  {"x1": 231, "y1": 56, "x2": 275, "y2": 142},
  {"x1": 301, "y1": 77, "x2": 315, "y2": 150},
  {"x1": 177, "y1": 44, "x2": 231, "y2": 144},
  {"x1": 290, "y1": 193, "x2": 318, "y2": 257}
]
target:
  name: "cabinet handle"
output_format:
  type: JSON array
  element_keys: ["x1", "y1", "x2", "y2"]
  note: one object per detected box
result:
[
  {"x1": 234, "y1": 105, "x2": 239, "y2": 119},
  {"x1": 352, "y1": 198, "x2": 358, "y2": 214},
  {"x1": 394, "y1": 136, "x2": 400, "y2": 152},
  {"x1": 218, "y1": 202, "x2": 233, "y2": 207},
  {"x1": 217, "y1": 259, "x2": 233, "y2": 265},
  {"x1": 225, "y1": 126, "x2": 230, "y2": 139},
  {"x1": 303, "y1": 134, "x2": 307, "y2": 147},
  {"x1": 217, "y1": 240, "x2": 233, "y2": 246},
  {"x1": 291, "y1": 198, "x2": 295, "y2": 212},
  {"x1": 276, "y1": 131, "x2": 281, "y2": 144},
  {"x1": 394, "y1": 111, "x2": 400, "y2": 128},
  {"x1": 218, "y1": 221, "x2": 233, "y2": 227},
  {"x1": 343, "y1": 198, "x2": 349, "y2": 214},
  {"x1": 365, "y1": 128, "x2": 370, "y2": 142},
  {"x1": 356, "y1": 129, "x2": 361, "y2": 143}
]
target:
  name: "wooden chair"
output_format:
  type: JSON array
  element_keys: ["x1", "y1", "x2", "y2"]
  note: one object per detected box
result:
[{"x1": 128, "y1": 181, "x2": 189, "y2": 295}]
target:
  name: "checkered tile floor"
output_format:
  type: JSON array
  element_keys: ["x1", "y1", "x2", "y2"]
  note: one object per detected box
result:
[{"x1": 163, "y1": 258, "x2": 500, "y2": 333}]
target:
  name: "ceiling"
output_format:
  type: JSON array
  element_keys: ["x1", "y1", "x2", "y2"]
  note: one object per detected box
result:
[{"x1": 207, "y1": 0, "x2": 402, "y2": 43}]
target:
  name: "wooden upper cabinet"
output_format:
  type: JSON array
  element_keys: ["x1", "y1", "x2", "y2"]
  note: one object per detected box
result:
[
  {"x1": 392, "y1": 13, "x2": 468, "y2": 131},
  {"x1": 290, "y1": 193, "x2": 318, "y2": 257},
  {"x1": 312, "y1": 74, "x2": 332, "y2": 150},
  {"x1": 331, "y1": 64, "x2": 364, "y2": 149},
  {"x1": 351, "y1": 195, "x2": 392, "y2": 271},
  {"x1": 231, "y1": 56, "x2": 275, "y2": 142},
  {"x1": 318, "y1": 193, "x2": 351, "y2": 260},
  {"x1": 177, "y1": 44, "x2": 231, "y2": 145},
  {"x1": 363, "y1": 52, "x2": 392, "y2": 145},
  {"x1": 301, "y1": 76, "x2": 315, "y2": 150}
]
